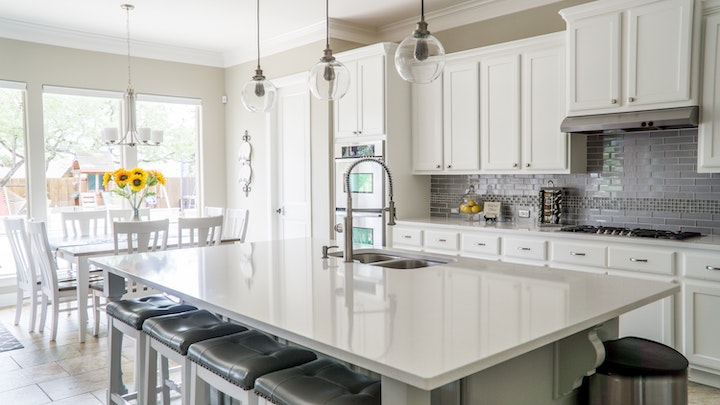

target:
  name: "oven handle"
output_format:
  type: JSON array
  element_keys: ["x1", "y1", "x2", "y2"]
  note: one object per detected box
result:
[{"x1": 335, "y1": 209, "x2": 383, "y2": 218}]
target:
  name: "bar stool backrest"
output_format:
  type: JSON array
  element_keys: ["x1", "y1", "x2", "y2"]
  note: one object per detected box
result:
[{"x1": 113, "y1": 219, "x2": 169, "y2": 254}]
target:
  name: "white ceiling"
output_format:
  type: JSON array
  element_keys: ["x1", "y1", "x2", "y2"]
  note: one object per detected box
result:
[{"x1": 0, "y1": 0, "x2": 566, "y2": 67}]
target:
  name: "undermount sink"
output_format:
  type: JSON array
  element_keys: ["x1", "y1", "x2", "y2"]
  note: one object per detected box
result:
[{"x1": 327, "y1": 249, "x2": 453, "y2": 269}]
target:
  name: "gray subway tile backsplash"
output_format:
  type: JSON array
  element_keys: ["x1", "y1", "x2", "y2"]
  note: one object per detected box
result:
[{"x1": 429, "y1": 129, "x2": 720, "y2": 234}]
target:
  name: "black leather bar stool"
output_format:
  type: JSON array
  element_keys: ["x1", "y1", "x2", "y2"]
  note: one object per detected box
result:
[
  {"x1": 141, "y1": 309, "x2": 248, "y2": 404},
  {"x1": 254, "y1": 357, "x2": 381, "y2": 405},
  {"x1": 105, "y1": 295, "x2": 197, "y2": 405},
  {"x1": 187, "y1": 329, "x2": 319, "y2": 404}
]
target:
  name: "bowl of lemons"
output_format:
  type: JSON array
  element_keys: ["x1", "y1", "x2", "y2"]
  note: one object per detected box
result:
[{"x1": 460, "y1": 198, "x2": 483, "y2": 222}]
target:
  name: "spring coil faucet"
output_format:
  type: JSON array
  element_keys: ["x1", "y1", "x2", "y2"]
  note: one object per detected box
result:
[{"x1": 343, "y1": 158, "x2": 396, "y2": 262}]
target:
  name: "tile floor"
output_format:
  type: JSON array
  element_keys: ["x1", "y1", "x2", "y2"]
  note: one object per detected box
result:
[{"x1": 0, "y1": 303, "x2": 718, "y2": 404}]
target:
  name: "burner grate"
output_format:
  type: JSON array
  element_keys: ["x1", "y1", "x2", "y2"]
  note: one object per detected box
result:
[{"x1": 558, "y1": 226, "x2": 702, "y2": 240}]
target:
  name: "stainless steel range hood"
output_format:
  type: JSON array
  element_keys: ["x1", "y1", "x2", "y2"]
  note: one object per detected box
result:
[{"x1": 560, "y1": 106, "x2": 699, "y2": 134}]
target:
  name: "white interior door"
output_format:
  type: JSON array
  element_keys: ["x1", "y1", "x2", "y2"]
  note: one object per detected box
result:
[{"x1": 273, "y1": 76, "x2": 312, "y2": 240}]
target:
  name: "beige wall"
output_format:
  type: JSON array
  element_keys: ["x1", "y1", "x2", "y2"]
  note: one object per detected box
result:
[
  {"x1": 436, "y1": 0, "x2": 592, "y2": 53},
  {"x1": 0, "y1": 37, "x2": 226, "y2": 220}
]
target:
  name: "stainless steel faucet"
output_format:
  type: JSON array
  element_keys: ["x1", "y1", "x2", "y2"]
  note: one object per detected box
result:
[{"x1": 343, "y1": 157, "x2": 396, "y2": 262}]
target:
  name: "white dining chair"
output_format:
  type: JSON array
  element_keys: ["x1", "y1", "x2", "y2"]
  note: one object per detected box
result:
[
  {"x1": 203, "y1": 206, "x2": 224, "y2": 217},
  {"x1": 27, "y1": 220, "x2": 96, "y2": 341},
  {"x1": 4, "y1": 217, "x2": 41, "y2": 331},
  {"x1": 224, "y1": 208, "x2": 249, "y2": 242},
  {"x1": 177, "y1": 215, "x2": 223, "y2": 248},
  {"x1": 61, "y1": 209, "x2": 108, "y2": 237},
  {"x1": 90, "y1": 218, "x2": 170, "y2": 336}
]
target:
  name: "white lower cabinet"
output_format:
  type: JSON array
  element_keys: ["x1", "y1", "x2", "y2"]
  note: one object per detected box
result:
[
  {"x1": 424, "y1": 230, "x2": 459, "y2": 254},
  {"x1": 684, "y1": 281, "x2": 720, "y2": 374},
  {"x1": 502, "y1": 237, "x2": 547, "y2": 263},
  {"x1": 551, "y1": 241, "x2": 607, "y2": 271},
  {"x1": 461, "y1": 233, "x2": 500, "y2": 259},
  {"x1": 390, "y1": 226, "x2": 422, "y2": 251}
]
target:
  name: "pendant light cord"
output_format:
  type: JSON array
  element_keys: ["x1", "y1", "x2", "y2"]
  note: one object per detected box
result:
[
  {"x1": 421, "y1": 0, "x2": 425, "y2": 20},
  {"x1": 256, "y1": 0, "x2": 261, "y2": 70},
  {"x1": 325, "y1": 0, "x2": 330, "y2": 49},
  {"x1": 125, "y1": 5, "x2": 132, "y2": 89}
]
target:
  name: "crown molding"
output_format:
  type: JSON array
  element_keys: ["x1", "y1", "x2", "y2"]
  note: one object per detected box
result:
[
  {"x1": 379, "y1": 0, "x2": 567, "y2": 41},
  {"x1": 0, "y1": 17, "x2": 226, "y2": 67}
]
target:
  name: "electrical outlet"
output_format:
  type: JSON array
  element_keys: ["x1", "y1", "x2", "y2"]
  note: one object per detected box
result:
[
  {"x1": 518, "y1": 209, "x2": 530, "y2": 218},
  {"x1": 450, "y1": 208, "x2": 459, "y2": 214}
]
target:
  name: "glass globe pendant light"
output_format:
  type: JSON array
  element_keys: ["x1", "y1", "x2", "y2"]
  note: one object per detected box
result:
[
  {"x1": 394, "y1": 0, "x2": 446, "y2": 84},
  {"x1": 308, "y1": 0, "x2": 350, "y2": 101},
  {"x1": 241, "y1": 0, "x2": 277, "y2": 112}
]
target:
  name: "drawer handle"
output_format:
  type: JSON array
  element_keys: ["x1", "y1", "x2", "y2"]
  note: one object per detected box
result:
[
  {"x1": 630, "y1": 258, "x2": 648, "y2": 263},
  {"x1": 403, "y1": 235, "x2": 412, "y2": 239},
  {"x1": 476, "y1": 242, "x2": 487, "y2": 246},
  {"x1": 570, "y1": 252, "x2": 586, "y2": 256},
  {"x1": 706, "y1": 266, "x2": 720, "y2": 271},
  {"x1": 518, "y1": 247, "x2": 531, "y2": 251},
  {"x1": 438, "y1": 239, "x2": 447, "y2": 242}
]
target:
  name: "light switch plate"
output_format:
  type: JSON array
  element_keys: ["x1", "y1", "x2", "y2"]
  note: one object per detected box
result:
[{"x1": 518, "y1": 209, "x2": 530, "y2": 218}]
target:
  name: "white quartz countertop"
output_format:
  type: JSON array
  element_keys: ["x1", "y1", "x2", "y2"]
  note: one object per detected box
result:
[
  {"x1": 90, "y1": 238, "x2": 679, "y2": 391},
  {"x1": 397, "y1": 217, "x2": 720, "y2": 249}
]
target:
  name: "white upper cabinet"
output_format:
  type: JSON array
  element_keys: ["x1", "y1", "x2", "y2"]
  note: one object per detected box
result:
[
  {"x1": 480, "y1": 53, "x2": 521, "y2": 171},
  {"x1": 443, "y1": 61, "x2": 481, "y2": 172},
  {"x1": 335, "y1": 53, "x2": 385, "y2": 138},
  {"x1": 699, "y1": 4, "x2": 720, "y2": 172},
  {"x1": 561, "y1": 0, "x2": 697, "y2": 115},
  {"x1": 480, "y1": 34, "x2": 585, "y2": 174},
  {"x1": 411, "y1": 79, "x2": 444, "y2": 171}
]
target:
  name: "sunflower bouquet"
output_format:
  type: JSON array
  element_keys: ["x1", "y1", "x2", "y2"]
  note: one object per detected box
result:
[{"x1": 103, "y1": 167, "x2": 166, "y2": 218}]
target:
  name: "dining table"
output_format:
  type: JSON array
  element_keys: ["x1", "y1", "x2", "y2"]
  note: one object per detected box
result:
[
  {"x1": 88, "y1": 237, "x2": 679, "y2": 404},
  {"x1": 51, "y1": 232, "x2": 240, "y2": 343}
]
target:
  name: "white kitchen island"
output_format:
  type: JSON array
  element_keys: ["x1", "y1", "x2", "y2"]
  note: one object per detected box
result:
[{"x1": 90, "y1": 238, "x2": 679, "y2": 405}]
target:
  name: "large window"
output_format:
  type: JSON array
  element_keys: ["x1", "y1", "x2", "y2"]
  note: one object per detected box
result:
[
  {"x1": 0, "y1": 81, "x2": 28, "y2": 277},
  {"x1": 42, "y1": 87, "x2": 201, "y2": 232}
]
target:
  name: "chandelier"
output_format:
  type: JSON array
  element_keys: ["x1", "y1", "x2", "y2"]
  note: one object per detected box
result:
[{"x1": 102, "y1": 4, "x2": 162, "y2": 146}]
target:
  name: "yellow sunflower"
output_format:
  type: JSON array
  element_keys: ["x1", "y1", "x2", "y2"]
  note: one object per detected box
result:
[
  {"x1": 129, "y1": 172, "x2": 147, "y2": 192},
  {"x1": 113, "y1": 168, "x2": 130, "y2": 187},
  {"x1": 149, "y1": 170, "x2": 166, "y2": 186},
  {"x1": 102, "y1": 172, "x2": 112, "y2": 187}
]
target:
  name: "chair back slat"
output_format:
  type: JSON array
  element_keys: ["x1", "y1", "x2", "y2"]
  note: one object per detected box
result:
[
  {"x1": 26, "y1": 220, "x2": 60, "y2": 301},
  {"x1": 61, "y1": 210, "x2": 108, "y2": 237},
  {"x1": 177, "y1": 215, "x2": 223, "y2": 248},
  {"x1": 113, "y1": 219, "x2": 169, "y2": 254},
  {"x1": 225, "y1": 208, "x2": 249, "y2": 242},
  {"x1": 3, "y1": 217, "x2": 36, "y2": 289}
]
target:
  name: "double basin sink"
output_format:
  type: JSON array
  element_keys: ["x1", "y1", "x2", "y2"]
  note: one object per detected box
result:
[{"x1": 328, "y1": 248, "x2": 453, "y2": 269}]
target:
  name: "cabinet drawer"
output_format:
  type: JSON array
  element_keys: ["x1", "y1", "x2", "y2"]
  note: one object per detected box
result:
[
  {"x1": 425, "y1": 230, "x2": 459, "y2": 252},
  {"x1": 503, "y1": 238, "x2": 547, "y2": 261},
  {"x1": 608, "y1": 246, "x2": 675, "y2": 276},
  {"x1": 392, "y1": 227, "x2": 422, "y2": 248},
  {"x1": 684, "y1": 251, "x2": 720, "y2": 282},
  {"x1": 461, "y1": 234, "x2": 500, "y2": 256},
  {"x1": 551, "y1": 242, "x2": 607, "y2": 268}
]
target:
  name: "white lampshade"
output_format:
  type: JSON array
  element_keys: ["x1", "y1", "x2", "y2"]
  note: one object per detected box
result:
[
  {"x1": 151, "y1": 130, "x2": 163, "y2": 144},
  {"x1": 102, "y1": 128, "x2": 118, "y2": 143},
  {"x1": 138, "y1": 127, "x2": 151, "y2": 142}
]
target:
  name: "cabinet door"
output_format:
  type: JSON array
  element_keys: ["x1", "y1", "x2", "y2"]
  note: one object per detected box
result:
[
  {"x1": 412, "y1": 79, "x2": 444, "y2": 172},
  {"x1": 566, "y1": 12, "x2": 622, "y2": 112},
  {"x1": 626, "y1": 0, "x2": 693, "y2": 107},
  {"x1": 335, "y1": 60, "x2": 359, "y2": 138},
  {"x1": 443, "y1": 61, "x2": 480, "y2": 172},
  {"x1": 480, "y1": 54, "x2": 520, "y2": 171},
  {"x1": 684, "y1": 281, "x2": 720, "y2": 371},
  {"x1": 358, "y1": 54, "x2": 385, "y2": 136},
  {"x1": 522, "y1": 46, "x2": 568, "y2": 171},
  {"x1": 699, "y1": 13, "x2": 720, "y2": 172}
]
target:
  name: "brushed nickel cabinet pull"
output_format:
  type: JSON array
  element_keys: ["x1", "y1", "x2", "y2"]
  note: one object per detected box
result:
[
  {"x1": 630, "y1": 257, "x2": 648, "y2": 263},
  {"x1": 628, "y1": 97, "x2": 635, "y2": 103},
  {"x1": 436, "y1": 164, "x2": 441, "y2": 169},
  {"x1": 438, "y1": 239, "x2": 447, "y2": 242},
  {"x1": 570, "y1": 252, "x2": 586, "y2": 256},
  {"x1": 707, "y1": 266, "x2": 720, "y2": 271},
  {"x1": 476, "y1": 242, "x2": 486, "y2": 246},
  {"x1": 611, "y1": 99, "x2": 617, "y2": 104},
  {"x1": 518, "y1": 247, "x2": 531, "y2": 251},
  {"x1": 403, "y1": 235, "x2": 412, "y2": 239}
]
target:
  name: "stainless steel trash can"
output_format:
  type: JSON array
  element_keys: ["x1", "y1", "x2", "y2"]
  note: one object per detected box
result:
[{"x1": 589, "y1": 337, "x2": 688, "y2": 405}]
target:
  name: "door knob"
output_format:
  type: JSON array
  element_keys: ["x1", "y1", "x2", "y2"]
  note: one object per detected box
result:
[
  {"x1": 276, "y1": 207, "x2": 284, "y2": 214},
  {"x1": 334, "y1": 223, "x2": 344, "y2": 233}
]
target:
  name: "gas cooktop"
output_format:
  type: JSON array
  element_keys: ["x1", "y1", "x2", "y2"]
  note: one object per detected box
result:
[{"x1": 558, "y1": 225, "x2": 702, "y2": 240}]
